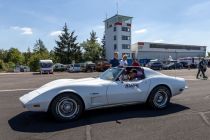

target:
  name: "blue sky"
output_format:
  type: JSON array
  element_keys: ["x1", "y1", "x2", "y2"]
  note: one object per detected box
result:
[{"x1": 0, "y1": 0, "x2": 210, "y2": 52}]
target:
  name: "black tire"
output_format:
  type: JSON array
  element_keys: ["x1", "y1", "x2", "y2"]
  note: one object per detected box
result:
[
  {"x1": 148, "y1": 86, "x2": 171, "y2": 109},
  {"x1": 50, "y1": 93, "x2": 84, "y2": 121}
]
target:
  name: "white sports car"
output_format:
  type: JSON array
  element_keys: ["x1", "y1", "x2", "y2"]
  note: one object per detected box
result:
[{"x1": 20, "y1": 66, "x2": 187, "y2": 121}]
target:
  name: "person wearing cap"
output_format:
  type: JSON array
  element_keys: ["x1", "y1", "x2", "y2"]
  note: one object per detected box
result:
[{"x1": 119, "y1": 55, "x2": 128, "y2": 67}]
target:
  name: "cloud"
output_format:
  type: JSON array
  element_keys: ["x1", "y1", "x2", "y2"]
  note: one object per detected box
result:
[
  {"x1": 50, "y1": 31, "x2": 63, "y2": 36},
  {"x1": 97, "y1": 37, "x2": 101, "y2": 43},
  {"x1": 153, "y1": 39, "x2": 165, "y2": 43},
  {"x1": 185, "y1": 1, "x2": 210, "y2": 18},
  {"x1": 11, "y1": 26, "x2": 33, "y2": 35},
  {"x1": 95, "y1": 25, "x2": 104, "y2": 29},
  {"x1": 134, "y1": 28, "x2": 147, "y2": 34}
]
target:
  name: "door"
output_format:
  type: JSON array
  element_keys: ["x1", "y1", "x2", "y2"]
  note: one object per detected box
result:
[{"x1": 107, "y1": 79, "x2": 151, "y2": 105}]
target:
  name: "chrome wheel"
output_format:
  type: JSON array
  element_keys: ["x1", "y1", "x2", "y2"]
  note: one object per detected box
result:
[
  {"x1": 148, "y1": 86, "x2": 171, "y2": 109},
  {"x1": 56, "y1": 97, "x2": 79, "y2": 118},
  {"x1": 153, "y1": 90, "x2": 168, "y2": 108}
]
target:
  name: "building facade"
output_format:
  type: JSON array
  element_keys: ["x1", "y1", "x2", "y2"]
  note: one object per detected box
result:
[
  {"x1": 131, "y1": 42, "x2": 207, "y2": 61},
  {"x1": 104, "y1": 14, "x2": 133, "y2": 61}
]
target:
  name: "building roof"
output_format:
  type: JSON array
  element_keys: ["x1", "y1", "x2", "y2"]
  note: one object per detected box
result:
[{"x1": 104, "y1": 14, "x2": 133, "y2": 23}]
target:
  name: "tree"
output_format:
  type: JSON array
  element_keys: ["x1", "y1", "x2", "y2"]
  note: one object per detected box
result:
[
  {"x1": 33, "y1": 39, "x2": 49, "y2": 55},
  {"x1": 54, "y1": 23, "x2": 82, "y2": 64},
  {"x1": 6, "y1": 48, "x2": 24, "y2": 65},
  {"x1": 81, "y1": 31, "x2": 103, "y2": 62},
  {"x1": 22, "y1": 47, "x2": 32, "y2": 65},
  {"x1": 101, "y1": 34, "x2": 106, "y2": 59},
  {"x1": 0, "y1": 49, "x2": 8, "y2": 62},
  {"x1": 208, "y1": 52, "x2": 210, "y2": 57},
  {"x1": 28, "y1": 39, "x2": 50, "y2": 71}
]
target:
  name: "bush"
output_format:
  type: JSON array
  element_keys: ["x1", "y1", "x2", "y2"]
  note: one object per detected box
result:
[{"x1": 0, "y1": 60, "x2": 5, "y2": 71}]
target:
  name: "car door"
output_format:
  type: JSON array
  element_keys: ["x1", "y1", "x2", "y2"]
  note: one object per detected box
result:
[{"x1": 106, "y1": 78, "x2": 151, "y2": 105}]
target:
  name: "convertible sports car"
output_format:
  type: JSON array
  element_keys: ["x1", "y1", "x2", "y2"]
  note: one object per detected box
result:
[{"x1": 20, "y1": 66, "x2": 187, "y2": 121}]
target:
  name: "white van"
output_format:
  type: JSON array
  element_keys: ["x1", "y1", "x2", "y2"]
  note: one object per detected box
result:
[{"x1": 39, "y1": 60, "x2": 53, "y2": 74}]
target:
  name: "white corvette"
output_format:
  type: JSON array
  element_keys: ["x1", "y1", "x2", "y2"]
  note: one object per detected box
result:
[{"x1": 20, "y1": 66, "x2": 187, "y2": 121}]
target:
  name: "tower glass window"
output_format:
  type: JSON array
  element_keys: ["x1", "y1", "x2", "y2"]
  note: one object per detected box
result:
[
  {"x1": 122, "y1": 27, "x2": 130, "y2": 32},
  {"x1": 122, "y1": 35, "x2": 130, "y2": 40},
  {"x1": 114, "y1": 44, "x2": 117, "y2": 50},
  {"x1": 114, "y1": 35, "x2": 117, "y2": 40},
  {"x1": 122, "y1": 44, "x2": 130, "y2": 49},
  {"x1": 114, "y1": 27, "x2": 116, "y2": 31}
]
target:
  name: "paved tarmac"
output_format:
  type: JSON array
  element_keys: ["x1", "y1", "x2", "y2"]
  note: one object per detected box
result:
[{"x1": 0, "y1": 69, "x2": 210, "y2": 140}]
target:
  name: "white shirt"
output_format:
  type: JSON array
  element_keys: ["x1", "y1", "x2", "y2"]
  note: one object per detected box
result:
[{"x1": 119, "y1": 60, "x2": 128, "y2": 67}]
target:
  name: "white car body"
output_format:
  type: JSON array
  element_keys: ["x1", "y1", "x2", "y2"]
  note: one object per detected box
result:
[
  {"x1": 20, "y1": 67, "x2": 187, "y2": 113},
  {"x1": 68, "y1": 64, "x2": 81, "y2": 72}
]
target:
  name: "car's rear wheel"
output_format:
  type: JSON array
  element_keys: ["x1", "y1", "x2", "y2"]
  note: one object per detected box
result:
[
  {"x1": 50, "y1": 93, "x2": 84, "y2": 121},
  {"x1": 148, "y1": 86, "x2": 171, "y2": 109}
]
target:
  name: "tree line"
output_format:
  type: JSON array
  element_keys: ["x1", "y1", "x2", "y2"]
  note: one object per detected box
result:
[{"x1": 0, "y1": 23, "x2": 105, "y2": 72}]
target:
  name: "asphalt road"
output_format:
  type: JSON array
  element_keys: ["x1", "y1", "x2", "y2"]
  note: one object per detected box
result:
[{"x1": 0, "y1": 69, "x2": 210, "y2": 140}]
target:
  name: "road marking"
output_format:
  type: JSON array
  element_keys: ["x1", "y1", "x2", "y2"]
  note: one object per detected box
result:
[
  {"x1": 199, "y1": 112, "x2": 210, "y2": 126},
  {"x1": 86, "y1": 125, "x2": 92, "y2": 140},
  {"x1": 0, "y1": 88, "x2": 36, "y2": 93}
]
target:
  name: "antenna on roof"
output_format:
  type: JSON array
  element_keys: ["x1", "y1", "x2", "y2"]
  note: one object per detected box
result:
[{"x1": 116, "y1": 0, "x2": 119, "y2": 15}]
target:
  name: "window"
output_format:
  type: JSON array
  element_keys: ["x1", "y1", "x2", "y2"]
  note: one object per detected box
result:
[
  {"x1": 114, "y1": 44, "x2": 117, "y2": 50},
  {"x1": 122, "y1": 36, "x2": 130, "y2": 40},
  {"x1": 122, "y1": 44, "x2": 130, "y2": 49},
  {"x1": 114, "y1": 35, "x2": 117, "y2": 40},
  {"x1": 114, "y1": 27, "x2": 116, "y2": 31},
  {"x1": 150, "y1": 44, "x2": 201, "y2": 50},
  {"x1": 122, "y1": 27, "x2": 130, "y2": 32}
]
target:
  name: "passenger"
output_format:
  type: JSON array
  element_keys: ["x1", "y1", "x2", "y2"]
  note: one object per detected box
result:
[
  {"x1": 132, "y1": 59, "x2": 140, "y2": 66},
  {"x1": 119, "y1": 55, "x2": 128, "y2": 67},
  {"x1": 128, "y1": 69, "x2": 138, "y2": 81},
  {"x1": 110, "y1": 52, "x2": 120, "y2": 67}
]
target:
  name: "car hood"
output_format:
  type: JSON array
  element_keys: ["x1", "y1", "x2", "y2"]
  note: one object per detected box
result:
[
  {"x1": 20, "y1": 77, "x2": 110, "y2": 104},
  {"x1": 40, "y1": 77, "x2": 109, "y2": 89}
]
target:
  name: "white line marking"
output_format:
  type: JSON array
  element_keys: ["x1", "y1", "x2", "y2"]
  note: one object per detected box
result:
[
  {"x1": 86, "y1": 125, "x2": 92, "y2": 140},
  {"x1": 0, "y1": 88, "x2": 36, "y2": 92},
  {"x1": 199, "y1": 112, "x2": 210, "y2": 126}
]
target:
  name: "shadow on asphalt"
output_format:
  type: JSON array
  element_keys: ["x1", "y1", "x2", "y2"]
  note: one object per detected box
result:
[{"x1": 8, "y1": 103, "x2": 189, "y2": 133}]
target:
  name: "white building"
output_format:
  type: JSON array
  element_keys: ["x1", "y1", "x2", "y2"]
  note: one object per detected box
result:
[
  {"x1": 104, "y1": 14, "x2": 133, "y2": 61},
  {"x1": 131, "y1": 42, "x2": 207, "y2": 61}
]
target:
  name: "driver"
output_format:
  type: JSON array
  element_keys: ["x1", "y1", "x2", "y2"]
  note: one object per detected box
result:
[{"x1": 128, "y1": 69, "x2": 138, "y2": 81}]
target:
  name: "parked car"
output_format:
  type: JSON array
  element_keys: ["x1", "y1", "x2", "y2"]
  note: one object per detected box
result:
[
  {"x1": 190, "y1": 63, "x2": 198, "y2": 69},
  {"x1": 68, "y1": 64, "x2": 81, "y2": 72},
  {"x1": 163, "y1": 62, "x2": 183, "y2": 70},
  {"x1": 14, "y1": 65, "x2": 30, "y2": 72},
  {"x1": 179, "y1": 62, "x2": 188, "y2": 68},
  {"x1": 53, "y1": 63, "x2": 66, "y2": 72},
  {"x1": 84, "y1": 61, "x2": 96, "y2": 72},
  {"x1": 95, "y1": 60, "x2": 111, "y2": 72},
  {"x1": 146, "y1": 61, "x2": 163, "y2": 70},
  {"x1": 20, "y1": 66, "x2": 187, "y2": 121},
  {"x1": 179, "y1": 61, "x2": 197, "y2": 69}
]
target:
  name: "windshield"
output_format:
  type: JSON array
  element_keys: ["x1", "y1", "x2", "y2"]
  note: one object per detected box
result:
[
  {"x1": 99, "y1": 67, "x2": 123, "y2": 81},
  {"x1": 40, "y1": 63, "x2": 53, "y2": 68}
]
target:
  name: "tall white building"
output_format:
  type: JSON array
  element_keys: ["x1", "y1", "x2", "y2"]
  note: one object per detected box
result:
[{"x1": 104, "y1": 14, "x2": 133, "y2": 61}]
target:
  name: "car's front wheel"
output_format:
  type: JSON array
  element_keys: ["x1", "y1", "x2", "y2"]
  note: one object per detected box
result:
[
  {"x1": 50, "y1": 93, "x2": 84, "y2": 121},
  {"x1": 148, "y1": 86, "x2": 171, "y2": 109}
]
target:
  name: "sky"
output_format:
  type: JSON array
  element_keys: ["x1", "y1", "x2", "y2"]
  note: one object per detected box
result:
[{"x1": 0, "y1": 0, "x2": 210, "y2": 52}]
